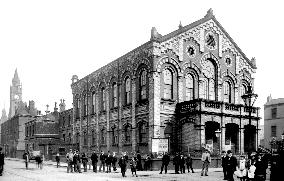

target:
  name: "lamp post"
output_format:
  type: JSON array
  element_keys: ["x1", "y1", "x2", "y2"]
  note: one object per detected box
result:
[
  {"x1": 241, "y1": 85, "x2": 258, "y2": 152},
  {"x1": 241, "y1": 85, "x2": 258, "y2": 125}
]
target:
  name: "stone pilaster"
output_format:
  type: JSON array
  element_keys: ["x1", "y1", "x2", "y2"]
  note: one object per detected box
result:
[
  {"x1": 96, "y1": 93, "x2": 99, "y2": 150},
  {"x1": 118, "y1": 82, "x2": 123, "y2": 152},
  {"x1": 200, "y1": 116, "x2": 205, "y2": 146},
  {"x1": 178, "y1": 38, "x2": 184, "y2": 62},
  {"x1": 131, "y1": 78, "x2": 136, "y2": 152},
  {"x1": 178, "y1": 76, "x2": 183, "y2": 102},
  {"x1": 106, "y1": 86, "x2": 110, "y2": 151},
  {"x1": 148, "y1": 71, "x2": 161, "y2": 153},
  {"x1": 79, "y1": 97, "x2": 82, "y2": 151}
]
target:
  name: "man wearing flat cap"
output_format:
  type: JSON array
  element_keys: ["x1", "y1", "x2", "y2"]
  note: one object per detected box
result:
[{"x1": 226, "y1": 150, "x2": 237, "y2": 181}]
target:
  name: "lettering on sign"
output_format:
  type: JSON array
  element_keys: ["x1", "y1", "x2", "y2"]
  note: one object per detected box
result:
[{"x1": 152, "y1": 138, "x2": 169, "y2": 154}]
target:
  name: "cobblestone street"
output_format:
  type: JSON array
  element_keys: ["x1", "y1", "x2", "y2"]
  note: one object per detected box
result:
[{"x1": 1, "y1": 159, "x2": 227, "y2": 181}]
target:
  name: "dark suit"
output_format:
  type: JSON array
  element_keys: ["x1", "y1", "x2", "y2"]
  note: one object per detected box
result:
[
  {"x1": 160, "y1": 154, "x2": 170, "y2": 174},
  {"x1": 226, "y1": 156, "x2": 237, "y2": 181},
  {"x1": 91, "y1": 153, "x2": 98, "y2": 172},
  {"x1": 221, "y1": 155, "x2": 228, "y2": 179},
  {"x1": 0, "y1": 152, "x2": 4, "y2": 176}
]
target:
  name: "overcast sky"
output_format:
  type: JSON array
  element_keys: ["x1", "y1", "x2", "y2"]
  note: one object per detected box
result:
[{"x1": 0, "y1": 0, "x2": 283, "y2": 123}]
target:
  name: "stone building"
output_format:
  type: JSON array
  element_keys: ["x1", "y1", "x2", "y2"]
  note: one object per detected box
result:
[
  {"x1": 1, "y1": 69, "x2": 39, "y2": 158},
  {"x1": 71, "y1": 9, "x2": 260, "y2": 156},
  {"x1": 264, "y1": 95, "x2": 284, "y2": 150},
  {"x1": 0, "y1": 108, "x2": 8, "y2": 146}
]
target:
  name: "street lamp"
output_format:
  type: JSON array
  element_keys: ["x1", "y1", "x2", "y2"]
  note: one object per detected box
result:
[{"x1": 241, "y1": 85, "x2": 258, "y2": 125}]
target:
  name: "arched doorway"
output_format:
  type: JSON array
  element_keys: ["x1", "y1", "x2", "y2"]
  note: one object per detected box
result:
[
  {"x1": 244, "y1": 125, "x2": 256, "y2": 153},
  {"x1": 205, "y1": 121, "x2": 220, "y2": 153},
  {"x1": 225, "y1": 123, "x2": 239, "y2": 154}
]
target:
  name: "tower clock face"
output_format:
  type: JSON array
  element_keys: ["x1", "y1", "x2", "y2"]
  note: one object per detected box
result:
[{"x1": 14, "y1": 95, "x2": 19, "y2": 100}]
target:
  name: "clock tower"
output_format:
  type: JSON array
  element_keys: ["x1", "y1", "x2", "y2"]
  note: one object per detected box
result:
[{"x1": 9, "y1": 69, "x2": 22, "y2": 118}]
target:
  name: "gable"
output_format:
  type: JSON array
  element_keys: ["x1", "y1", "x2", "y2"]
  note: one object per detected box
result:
[{"x1": 152, "y1": 9, "x2": 256, "y2": 77}]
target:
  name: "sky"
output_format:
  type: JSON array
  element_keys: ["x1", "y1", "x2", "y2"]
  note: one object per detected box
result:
[{"x1": 0, "y1": 0, "x2": 283, "y2": 124}]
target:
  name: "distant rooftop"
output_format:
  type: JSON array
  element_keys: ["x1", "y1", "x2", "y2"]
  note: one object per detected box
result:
[{"x1": 265, "y1": 97, "x2": 284, "y2": 106}]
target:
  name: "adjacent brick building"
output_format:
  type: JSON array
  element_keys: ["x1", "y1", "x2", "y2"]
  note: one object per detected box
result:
[
  {"x1": 70, "y1": 9, "x2": 261, "y2": 156},
  {"x1": 264, "y1": 95, "x2": 284, "y2": 150},
  {"x1": 25, "y1": 105, "x2": 60, "y2": 160}
]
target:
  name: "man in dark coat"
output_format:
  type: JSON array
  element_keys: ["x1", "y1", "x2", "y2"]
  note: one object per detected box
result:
[
  {"x1": 118, "y1": 152, "x2": 128, "y2": 177},
  {"x1": 99, "y1": 151, "x2": 106, "y2": 172},
  {"x1": 91, "y1": 151, "x2": 98, "y2": 172},
  {"x1": 159, "y1": 152, "x2": 170, "y2": 174},
  {"x1": 254, "y1": 153, "x2": 267, "y2": 181},
  {"x1": 105, "y1": 151, "x2": 113, "y2": 173},
  {"x1": 226, "y1": 150, "x2": 237, "y2": 181},
  {"x1": 112, "y1": 152, "x2": 117, "y2": 171},
  {"x1": 0, "y1": 147, "x2": 4, "y2": 176},
  {"x1": 81, "y1": 152, "x2": 88, "y2": 172},
  {"x1": 136, "y1": 151, "x2": 142, "y2": 171},
  {"x1": 221, "y1": 150, "x2": 228, "y2": 180},
  {"x1": 186, "y1": 153, "x2": 194, "y2": 173},
  {"x1": 73, "y1": 151, "x2": 82, "y2": 173},
  {"x1": 173, "y1": 153, "x2": 180, "y2": 174},
  {"x1": 179, "y1": 154, "x2": 185, "y2": 174}
]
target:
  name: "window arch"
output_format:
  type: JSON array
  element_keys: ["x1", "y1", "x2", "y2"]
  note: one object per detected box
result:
[
  {"x1": 139, "y1": 69, "x2": 147, "y2": 101},
  {"x1": 223, "y1": 81, "x2": 231, "y2": 103},
  {"x1": 112, "y1": 82, "x2": 118, "y2": 108},
  {"x1": 202, "y1": 59, "x2": 216, "y2": 100},
  {"x1": 163, "y1": 68, "x2": 173, "y2": 99},
  {"x1": 240, "y1": 83, "x2": 247, "y2": 104},
  {"x1": 101, "y1": 128, "x2": 106, "y2": 145},
  {"x1": 91, "y1": 91, "x2": 96, "y2": 114},
  {"x1": 83, "y1": 131, "x2": 87, "y2": 145},
  {"x1": 101, "y1": 87, "x2": 106, "y2": 111},
  {"x1": 111, "y1": 126, "x2": 118, "y2": 145},
  {"x1": 83, "y1": 94, "x2": 87, "y2": 116},
  {"x1": 91, "y1": 130, "x2": 96, "y2": 145},
  {"x1": 124, "y1": 124, "x2": 131, "y2": 143},
  {"x1": 185, "y1": 73, "x2": 194, "y2": 101},
  {"x1": 75, "y1": 97, "x2": 80, "y2": 118},
  {"x1": 125, "y1": 77, "x2": 131, "y2": 105},
  {"x1": 138, "y1": 122, "x2": 147, "y2": 143}
]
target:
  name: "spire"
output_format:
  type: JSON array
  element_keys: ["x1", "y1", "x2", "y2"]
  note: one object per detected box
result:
[
  {"x1": 179, "y1": 21, "x2": 183, "y2": 29},
  {"x1": 12, "y1": 68, "x2": 20, "y2": 85},
  {"x1": 205, "y1": 8, "x2": 214, "y2": 18},
  {"x1": 1, "y1": 107, "x2": 8, "y2": 123}
]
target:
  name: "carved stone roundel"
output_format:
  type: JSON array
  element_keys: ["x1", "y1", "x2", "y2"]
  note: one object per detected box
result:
[{"x1": 187, "y1": 44, "x2": 196, "y2": 58}]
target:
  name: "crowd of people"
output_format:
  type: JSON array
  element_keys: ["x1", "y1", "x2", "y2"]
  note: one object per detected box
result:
[
  {"x1": 221, "y1": 150, "x2": 270, "y2": 181},
  {"x1": 65, "y1": 149, "x2": 150, "y2": 177},
  {"x1": 1, "y1": 145, "x2": 283, "y2": 180}
]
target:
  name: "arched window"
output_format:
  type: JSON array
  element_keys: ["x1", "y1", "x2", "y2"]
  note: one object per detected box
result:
[
  {"x1": 76, "y1": 98, "x2": 80, "y2": 118},
  {"x1": 83, "y1": 94, "x2": 87, "y2": 116},
  {"x1": 111, "y1": 126, "x2": 118, "y2": 145},
  {"x1": 124, "y1": 124, "x2": 131, "y2": 143},
  {"x1": 139, "y1": 70, "x2": 147, "y2": 100},
  {"x1": 125, "y1": 77, "x2": 131, "y2": 105},
  {"x1": 101, "y1": 128, "x2": 106, "y2": 145},
  {"x1": 92, "y1": 92, "x2": 96, "y2": 114},
  {"x1": 112, "y1": 82, "x2": 118, "y2": 108},
  {"x1": 185, "y1": 74, "x2": 194, "y2": 101},
  {"x1": 138, "y1": 122, "x2": 147, "y2": 143},
  {"x1": 203, "y1": 59, "x2": 216, "y2": 100},
  {"x1": 240, "y1": 84, "x2": 247, "y2": 104},
  {"x1": 68, "y1": 133, "x2": 71, "y2": 143},
  {"x1": 83, "y1": 131, "x2": 87, "y2": 145},
  {"x1": 76, "y1": 132, "x2": 80, "y2": 143},
  {"x1": 200, "y1": 80, "x2": 208, "y2": 99},
  {"x1": 224, "y1": 81, "x2": 231, "y2": 103},
  {"x1": 91, "y1": 130, "x2": 95, "y2": 145},
  {"x1": 163, "y1": 68, "x2": 173, "y2": 99},
  {"x1": 101, "y1": 87, "x2": 106, "y2": 111}
]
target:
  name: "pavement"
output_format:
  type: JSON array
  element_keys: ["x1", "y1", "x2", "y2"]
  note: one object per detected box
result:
[{"x1": 2, "y1": 158, "x2": 227, "y2": 180}]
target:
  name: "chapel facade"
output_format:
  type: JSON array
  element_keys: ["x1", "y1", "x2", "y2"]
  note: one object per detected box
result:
[{"x1": 71, "y1": 9, "x2": 260, "y2": 155}]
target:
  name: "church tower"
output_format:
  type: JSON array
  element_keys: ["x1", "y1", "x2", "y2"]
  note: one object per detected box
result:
[{"x1": 9, "y1": 69, "x2": 22, "y2": 118}]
